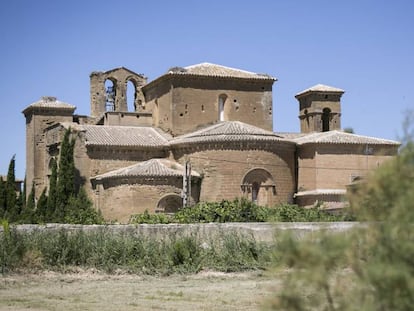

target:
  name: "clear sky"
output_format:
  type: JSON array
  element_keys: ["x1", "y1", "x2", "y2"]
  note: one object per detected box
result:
[{"x1": 0, "y1": 0, "x2": 413, "y2": 179}]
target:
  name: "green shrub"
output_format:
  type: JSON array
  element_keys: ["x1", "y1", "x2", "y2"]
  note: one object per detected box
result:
[
  {"x1": 265, "y1": 124, "x2": 414, "y2": 310},
  {"x1": 130, "y1": 199, "x2": 347, "y2": 224},
  {"x1": 0, "y1": 228, "x2": 271, "y2": 275},
  {"x1": 129, "y1": 210, "x2": 172, "y2": 224}
]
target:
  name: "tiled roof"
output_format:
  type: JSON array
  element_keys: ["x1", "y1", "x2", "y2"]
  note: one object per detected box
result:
[
  {"x1": 91, "y1": 159, "x2": 200, "y2": 181},
  {"x1": 294, "y1": 189, "x2": 347, "y2": 197},
  {"x1": 22, "y1": 96, "x2": 76, "y2": 114},
  {"x1": 275, "y1": 132, "x2": 308, "y2": 140},
  {"x1": 295, "y1": 84, "x2": 344, "y2": 97},
  {"x1": 293, "y1": 130, "x2": 400, "y2": 146},
  {"x1": 72, "y1": 125, "x2": 172, "y2": 148},
  {"x1": 171, "y1": 121, "x2": 292, "y2": 145},
  {"x1": 167, "y1": 63, "x2": 275, "y2": 80}
]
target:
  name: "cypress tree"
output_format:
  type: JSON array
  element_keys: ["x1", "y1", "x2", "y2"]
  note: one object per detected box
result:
[
  {"x1": 22, "y1": 176, "x2": 26, "y2": 209},
  {"x1": 5, "y1": 155, "x2": 17, "y2": 221},
  {"x1": 0, "y1": 177, "x2": 5, "y2": 218},
  {"x1": 55, "y1": 128, "x2": 75, "y2": 221},
  {"x1": 47, "y1": 159, "x2": 58, "y2": 221},
  {"x1": 65, "y1": 187, "x2": 103, "y2": 224},
  {"x1": 35, "y1": 188, "x2": 48, "y2": 223},
  {"x1": 22, "y1": 182, "x2": 36, "y2": 223}
]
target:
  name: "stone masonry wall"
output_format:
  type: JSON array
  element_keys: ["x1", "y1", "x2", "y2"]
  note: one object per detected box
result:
[
  {"x1": 94, "y1": 183, "x2": 183, "y2": 223},
  {"x1": 298, "y1": 144, "x2": 399, "y2": 192},
  {"x1": 173, "y1": 143, "x2": 296, "y2": 206}
]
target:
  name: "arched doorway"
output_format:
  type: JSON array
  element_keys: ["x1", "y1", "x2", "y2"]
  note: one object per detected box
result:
[
  {"x1": 241, "y1": 168, "x2": 276, "y2": 206},
  {"x1": 156, "y1": 194, "x2": 182, "y2": 213}
]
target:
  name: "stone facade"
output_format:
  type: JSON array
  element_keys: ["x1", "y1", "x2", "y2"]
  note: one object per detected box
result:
[{"x1": 23, "y1": 63, "x2": 400, "y2": 222}]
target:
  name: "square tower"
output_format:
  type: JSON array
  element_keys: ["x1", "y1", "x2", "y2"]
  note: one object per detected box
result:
[{"x1": 295, "y1": 84, "x2": 344, "y2": 133}]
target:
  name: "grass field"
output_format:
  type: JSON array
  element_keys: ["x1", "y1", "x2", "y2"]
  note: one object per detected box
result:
[{"x1": 0, "y1": 270, "x2": 280, "y2": 311}]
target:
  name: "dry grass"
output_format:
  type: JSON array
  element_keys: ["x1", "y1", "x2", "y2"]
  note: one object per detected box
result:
[{"x1": 0, "y1": 270, "x2": 280, "y2": 311}]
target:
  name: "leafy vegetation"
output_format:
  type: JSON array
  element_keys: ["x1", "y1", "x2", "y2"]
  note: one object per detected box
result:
[
  {"x1": 0, "y1": 224, "x2": 270, "y2": 275},
  {"x1": 130, "y1": 199, "x2": 347, "y2": 224},
  {"x1": 0, "y1": 129, "x2": 103, "y2": 225},
  {"x1": 265, "y1": 117, "x2": 414, "y2": 311}
]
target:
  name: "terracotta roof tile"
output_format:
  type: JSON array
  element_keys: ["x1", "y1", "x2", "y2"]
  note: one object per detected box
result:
[
  {"x1": 69, "y1": 125, "x2": 172, "y2": 148},
  {"x1": 22, "y1": 96, "x2": 76, "y2": 114},
  {"x1": 293, "y1": 130, "x2": 400, "y2": 145},
  {"x1": 294, "y1": 189, "x2": 347, "y2": 197},
  {"x1": 91, "y1": 159, "x2": 200, "y2": 180},
  {"x1": 167, "y1": 63, "x2": 275, "y2": 80},
  {"x1": 295, "y1": 84, "x2": 345, "y2": 97},
  {"x1": 171, "y1": 121, "x2": 292, "y2": 145}
]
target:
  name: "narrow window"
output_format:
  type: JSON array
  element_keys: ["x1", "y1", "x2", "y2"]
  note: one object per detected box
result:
[
  {"x1": 322, "y1": 108, "x2": 331, "y2": 132},
  {"x1": 218, "y1": 94, "x2": 227, "y2": 121},
  {"x1": 126, "y1": 80, "x2": 136, "y2": 112},
  {"x1": 105, "y1": 79, "x2": 116, "y2": 111}
]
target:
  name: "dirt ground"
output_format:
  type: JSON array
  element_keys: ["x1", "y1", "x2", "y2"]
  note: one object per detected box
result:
[{"x1": 0, "y1": 270, "x2": 280, "y2": 311}]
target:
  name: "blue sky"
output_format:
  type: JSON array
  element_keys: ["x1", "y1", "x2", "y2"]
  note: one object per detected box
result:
[{"x1": 1, "y1": 0, "x2": 413, "y2": 178}]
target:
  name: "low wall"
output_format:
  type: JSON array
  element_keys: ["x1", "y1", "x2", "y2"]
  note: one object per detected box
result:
[{"x1": 1, "y1": 222, "x2": 363, "y2": 243}]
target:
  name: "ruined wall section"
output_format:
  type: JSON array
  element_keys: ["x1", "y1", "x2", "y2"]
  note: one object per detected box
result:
[{"x1": 90, "y1": 67, "x2": 147, "y2": 119}]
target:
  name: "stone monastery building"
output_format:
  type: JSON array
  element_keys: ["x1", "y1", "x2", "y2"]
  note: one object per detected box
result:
[{"x1": 23, "y1": 63, "x2": 399, "y2": 222}]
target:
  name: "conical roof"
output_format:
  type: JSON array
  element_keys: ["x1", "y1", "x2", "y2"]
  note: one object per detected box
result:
[{"x1": 91, "y1": 158, "x2": 200, "y2": 181}]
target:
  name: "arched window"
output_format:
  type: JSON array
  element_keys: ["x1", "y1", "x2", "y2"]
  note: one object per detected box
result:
[
  {"x1": 218, "y1": 94, "x2": 227, "y2": 121},
  {"x1": 241, "y1": 168, "x2": 276, "y2": 206},
  {"x1": 126, "y1": 80, "x2": 136, "y2": 112},
  {"x1": 322, "y1": 108, "x2": 331, "y2": 132},
  {"x1": 156, "y1": 194, "x2": 182, "y2": 213},
  {"x1": 105, "y1": 79, "x2": 116, "y2": 111}
]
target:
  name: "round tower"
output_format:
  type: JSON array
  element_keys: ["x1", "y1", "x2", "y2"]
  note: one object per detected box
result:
[{"x1": 295, "y1": 84, "x2": 344, "y2": 133}]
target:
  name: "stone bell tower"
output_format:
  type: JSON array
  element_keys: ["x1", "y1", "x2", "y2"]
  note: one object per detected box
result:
[
  {"x1": 295, "y1": 84, "x2": 344, "y2": 133},
  {"x1": 89, "y1": 67, "x2": 147, "y2": 118}
]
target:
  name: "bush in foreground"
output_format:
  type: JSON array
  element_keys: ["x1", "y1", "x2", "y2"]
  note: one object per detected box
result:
[
  {"x1": 129, "y1": 198, "x2": 346, "y2": 224},
  {"x1": 264, "y1": 130, "x2": 414, "y2": 310},
  {"x1": 0, "y1": 225, "x2": 270, "y2": 275}
]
